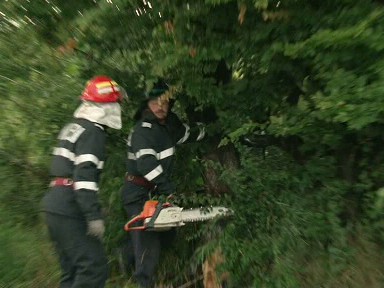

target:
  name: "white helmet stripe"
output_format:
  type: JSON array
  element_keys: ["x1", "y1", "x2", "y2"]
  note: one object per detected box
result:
[{"x1": 98, "y1": 86, "x2": 120, "y2": 94}]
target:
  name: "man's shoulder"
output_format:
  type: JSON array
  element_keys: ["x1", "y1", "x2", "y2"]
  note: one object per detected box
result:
[
  {"x1": 140, "y1": 121, "x2": 153, "y2": 129},
  {"x1": 131, "y1": 120, "x2": 162, "y2": 143},
  {"x1": 74, "y1": 118, "x2": 104, "y2": 131},
  {"x1": 133, "y1": 120, "x2": 157, "y2": 131},
  {"x1": 72, "y1": 119, "x2": 106, "y2": 142},
  {"x1": 165, "y1": 112, "x2": 183, "y2": 127}
]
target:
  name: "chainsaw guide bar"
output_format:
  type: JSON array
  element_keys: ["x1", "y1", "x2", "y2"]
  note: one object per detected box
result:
[{"x1": 124, "y1": 201, "x2": 233, "y2": 232}]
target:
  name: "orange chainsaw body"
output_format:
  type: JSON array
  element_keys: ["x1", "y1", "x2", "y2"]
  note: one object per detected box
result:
[{"x1": 124, "y1": 200, "x2": 172, "y2": 231}]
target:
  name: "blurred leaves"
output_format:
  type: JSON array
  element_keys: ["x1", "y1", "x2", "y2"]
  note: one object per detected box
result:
[{"x1": 0, "y1": 0, "x2": 384, "y2": 287}]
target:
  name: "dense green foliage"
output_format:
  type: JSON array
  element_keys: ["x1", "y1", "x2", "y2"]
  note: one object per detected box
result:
[{"x1": 1, "y1": 0, "x2": 384, "y2": 287}]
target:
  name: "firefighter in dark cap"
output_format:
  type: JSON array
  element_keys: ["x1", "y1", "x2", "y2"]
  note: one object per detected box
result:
[{"x1": 121, "y1": 79, "x2": 206, "y2": 288}]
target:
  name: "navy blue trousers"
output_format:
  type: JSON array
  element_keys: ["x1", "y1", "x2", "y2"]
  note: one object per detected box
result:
[
  {"x1": 124, "y1": 199, "x2": 160, "y2": 288},
  {"x1": 45, "y1": 213, "x2": 108, "y2": 288}
]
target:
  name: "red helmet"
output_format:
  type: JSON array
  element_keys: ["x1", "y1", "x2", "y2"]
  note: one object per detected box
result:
[{"x1": 81, "y1": 75, "x2": 123, "y2": 103}]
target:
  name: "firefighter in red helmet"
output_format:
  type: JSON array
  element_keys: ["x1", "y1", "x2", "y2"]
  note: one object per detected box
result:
[{"x1": 42, "y1": 76, "x2": 126, "y2": 288}]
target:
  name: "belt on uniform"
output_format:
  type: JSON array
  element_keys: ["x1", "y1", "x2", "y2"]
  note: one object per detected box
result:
[
  {"x1": 125, "y1": 174, "x2": 156, "y2": 191},
  {"x1": 50, "y1": 177, "x2": 73, "y2": 187}
]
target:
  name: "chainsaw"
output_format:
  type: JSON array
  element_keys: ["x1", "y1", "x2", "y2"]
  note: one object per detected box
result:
[{"x1": 124, "y1": 200, "x2": 232, "y2": 232}]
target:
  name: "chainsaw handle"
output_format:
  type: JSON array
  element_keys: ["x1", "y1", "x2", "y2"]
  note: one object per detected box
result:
[
  {"x1": 124, "y1": 214, "x2": 147, "y2": 231},
  {"x1": 124, "y1": 201, "x2": 173, "y2": 232}
]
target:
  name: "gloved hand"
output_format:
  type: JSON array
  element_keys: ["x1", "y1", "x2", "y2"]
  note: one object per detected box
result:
[
  {"x1": 166, "y1": 194, "x2": 175, "y2": 201},
  {"x1": 87, "y1": 219, "x2": 105, "y2": 240},
  {"x1": 157, "y1": 182, "x2": 175, "y2": 196},
  {"x1": 153, "y1": 193, "x2": 176, "y2": 205}
]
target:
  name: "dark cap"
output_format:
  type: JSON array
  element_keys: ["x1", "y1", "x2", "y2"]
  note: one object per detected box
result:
[{"x1": 146, "y1": 79, "x2": 170, "y2": 100}]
